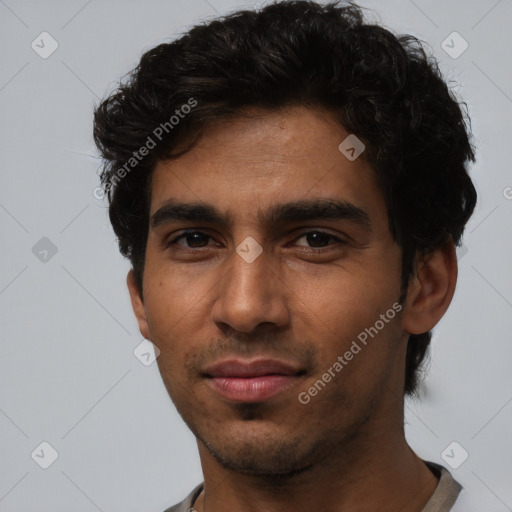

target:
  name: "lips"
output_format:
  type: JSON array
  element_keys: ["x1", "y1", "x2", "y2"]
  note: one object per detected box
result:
[
  {"x1": 204, "y1": 359, "x2": 305, "y2": 403},
  {"x1": 204, "y1": 359, "x2": 303, "y2": 378}
]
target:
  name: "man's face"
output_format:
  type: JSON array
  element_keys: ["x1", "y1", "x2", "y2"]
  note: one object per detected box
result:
[{"x1": 133, "y1": 106, "x2": 408, "y2": 475}]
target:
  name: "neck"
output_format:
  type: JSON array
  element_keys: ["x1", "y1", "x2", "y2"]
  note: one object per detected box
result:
[{"x1": 193, "y1": 422, "x2": 438, "y2": 512}]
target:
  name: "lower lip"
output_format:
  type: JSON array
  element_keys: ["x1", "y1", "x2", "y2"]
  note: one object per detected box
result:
[{"x1": 207, "y1": 375, "x2": 300, "y2": 402}]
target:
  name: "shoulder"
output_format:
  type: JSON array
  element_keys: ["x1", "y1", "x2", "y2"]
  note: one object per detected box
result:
[
  {"x1": 424, "y1": 461, "x2": 507, "y2": 512},
  {"x1": 450, "y1": 486, "x2": 509, "y2": 512},
  {"x1": 161, "y1": 482, "x2": 204, "y2": 512}
]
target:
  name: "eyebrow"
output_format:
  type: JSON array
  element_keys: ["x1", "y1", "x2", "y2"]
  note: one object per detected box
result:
[{"x1": 150, "y1": 198, "x2": 372, "y2": 231}]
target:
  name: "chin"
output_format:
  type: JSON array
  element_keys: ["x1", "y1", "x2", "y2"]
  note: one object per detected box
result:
[{"x1": 198, "y1": 425, "x2": 330, "y2": 478}]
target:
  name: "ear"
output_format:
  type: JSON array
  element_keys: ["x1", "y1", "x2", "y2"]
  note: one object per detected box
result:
[
  {"x1": 402, "y1": 239, "x2": 458, "y2": 335},
  {"x1": 127, "y1": 269, "x2": 151, "y2": 340}
]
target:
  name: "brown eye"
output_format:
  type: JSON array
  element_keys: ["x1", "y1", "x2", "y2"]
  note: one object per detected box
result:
[
  {"x1": 295, "y1": 230, "x2": 346, "y2": 249},
  {"x1": 168, "y1": 231, "x2": 212, "y2": 248}
]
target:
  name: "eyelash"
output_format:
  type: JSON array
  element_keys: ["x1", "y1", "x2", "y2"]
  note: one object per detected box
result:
[{"x1": 167, "y1": 230, "x2": 346, "y2": 252}]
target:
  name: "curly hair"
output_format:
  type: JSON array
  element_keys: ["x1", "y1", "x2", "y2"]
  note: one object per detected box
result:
[{"x1": 93, "y1": 0, "x2": 477, "y2": 396}]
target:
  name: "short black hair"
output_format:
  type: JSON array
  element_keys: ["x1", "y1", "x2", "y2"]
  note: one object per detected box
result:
[{"x1": 93, "y1": 0, "x2": 477, "y2": 396}]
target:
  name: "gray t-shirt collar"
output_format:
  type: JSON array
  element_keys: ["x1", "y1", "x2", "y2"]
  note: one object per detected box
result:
[{"x1": 163, "y1": 460, "x2": 462, "y2": 512}]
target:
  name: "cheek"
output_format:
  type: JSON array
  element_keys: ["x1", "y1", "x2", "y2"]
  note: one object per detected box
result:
[
  {"x1": 289, "y1": 263, "x2": 399, "y2": 330},
  {"x1": 143, "y1": 258, "x2": 210, "y2": 327},
  {"x1": 143, "y1": 266, "x2": 216, "y2": 375},
  {"x1": 288, "y1": 264, "x2": 402, "y2": 385},
  {"x1": 297, "y1": 293, "x2": 402, "y2": 407}
]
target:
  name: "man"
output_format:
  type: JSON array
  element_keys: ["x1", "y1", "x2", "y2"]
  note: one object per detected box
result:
[{"x1": 93, "y1": 1, "x2": 484, "y2": 510}]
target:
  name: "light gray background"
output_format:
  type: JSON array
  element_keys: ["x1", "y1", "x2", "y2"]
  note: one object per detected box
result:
[{"x1": 1, "y1": 0, "x2": 511, "y2": 510}]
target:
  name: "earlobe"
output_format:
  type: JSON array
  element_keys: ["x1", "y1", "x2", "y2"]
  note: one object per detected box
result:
[
  {"x1": 402, "y1": 240, "x2": 458, "y2": 335},
  {"x1": 126, "y1": 269, "x2": 151, "y2": 340}
]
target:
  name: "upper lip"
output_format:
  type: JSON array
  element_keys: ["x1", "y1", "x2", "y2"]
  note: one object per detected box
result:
[{"x1": 204, "y1": 359, "x2": 304, "y2": 378}]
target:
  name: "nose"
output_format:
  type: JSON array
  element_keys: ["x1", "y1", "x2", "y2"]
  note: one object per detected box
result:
[{"x1": 211, "y1": 246, "x2": 290, "y2": 334}]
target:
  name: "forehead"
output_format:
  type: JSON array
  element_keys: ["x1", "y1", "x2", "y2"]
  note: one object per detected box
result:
[{"x1": 149, "y1": 106, "x2": 387, "y2": 229}]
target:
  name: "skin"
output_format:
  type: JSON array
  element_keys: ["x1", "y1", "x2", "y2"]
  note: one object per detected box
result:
[{"x1": 127, "y1": 106, "x2": 458, "y2": 512}]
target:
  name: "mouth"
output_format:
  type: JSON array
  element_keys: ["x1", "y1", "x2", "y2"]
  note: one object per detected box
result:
[{"x1": 203, "y1": 359, "x2": 306, "y2": 403}]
